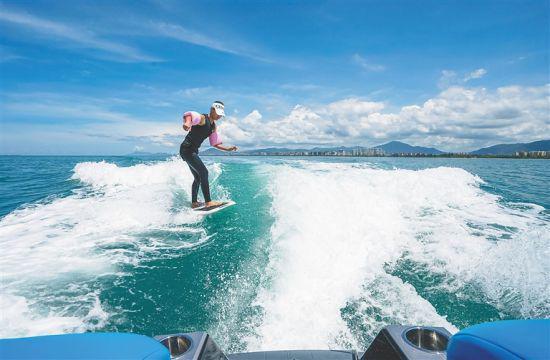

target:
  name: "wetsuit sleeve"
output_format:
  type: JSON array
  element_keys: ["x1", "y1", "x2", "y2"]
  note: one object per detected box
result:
[{"x1": 209, "y1": 131, "x2": 222, "y2": 146}]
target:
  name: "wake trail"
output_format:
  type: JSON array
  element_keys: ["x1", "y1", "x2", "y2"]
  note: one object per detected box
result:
[
  {"x1": 246, "y1": 161, "x2": 549, "y2": 350},
  {"x1": 0, "y1": 157, "x2": 225, "y2": 338}
]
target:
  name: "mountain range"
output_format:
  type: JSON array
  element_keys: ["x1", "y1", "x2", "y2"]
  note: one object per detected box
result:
[
  {"x1": 470, "y1": 140, "x2": 550, "y2": 155},
  {"x1": 201, "y1": 140, "x2": 549, "y2": 156},
  {"x1": 375, "y1": 141, "x2": 444, "y2": 155},
  {"x1": 200, "y1": 141, "x2": 445, "y2": 156}
]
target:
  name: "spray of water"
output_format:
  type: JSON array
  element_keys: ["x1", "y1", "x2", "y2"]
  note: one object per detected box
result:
[
  {"x1": 246, "y1": 162, "x2": 548, "y2": 350},
  {"x1": 0, "y1": 157, "x2": 224, "y2": 338}
]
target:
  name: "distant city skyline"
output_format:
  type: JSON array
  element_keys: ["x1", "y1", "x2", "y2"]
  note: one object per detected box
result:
[{"x1": 0, "y1": 0, "x2": 549, "y2": 155}]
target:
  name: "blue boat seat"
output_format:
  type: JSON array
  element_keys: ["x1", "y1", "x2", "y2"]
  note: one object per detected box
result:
[
  {"x1": 447, "y1": 319, "x2": 550, "y2": 360},
  {"x1": 0, "y1": 332, "x2": 170, "y2": 359}
]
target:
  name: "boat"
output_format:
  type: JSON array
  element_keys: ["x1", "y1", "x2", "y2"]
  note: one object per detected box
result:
[{"x1": 1, "y1": 319, "x2": 548, "y2": 359}]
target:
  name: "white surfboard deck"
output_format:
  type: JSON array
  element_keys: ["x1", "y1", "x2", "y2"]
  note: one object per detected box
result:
[{"x1": 193, "y1": 200, "x2": 235, "y2": 215}]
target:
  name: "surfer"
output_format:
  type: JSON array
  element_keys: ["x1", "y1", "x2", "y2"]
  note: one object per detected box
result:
[{"x1": 180, "y1": 101, "x2": 238, "y2": 209}]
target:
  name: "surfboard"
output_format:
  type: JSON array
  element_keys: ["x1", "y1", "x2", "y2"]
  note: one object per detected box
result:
[{"x1": 193, "y1": 201, "x2": 235, "y2": 215}]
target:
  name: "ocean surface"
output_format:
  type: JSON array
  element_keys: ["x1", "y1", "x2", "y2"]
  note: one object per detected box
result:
[{"x1": 0, "y1": 155, "x2": 548, "y2": 352}]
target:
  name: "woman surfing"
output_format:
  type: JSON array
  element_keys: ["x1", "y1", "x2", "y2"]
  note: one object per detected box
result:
[{"x1": 180, "y1": 101, "x2": 238, "y2": 209}]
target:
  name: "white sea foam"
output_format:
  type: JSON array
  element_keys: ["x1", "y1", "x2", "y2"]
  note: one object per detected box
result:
[
  {"x1": 247, "y1": 161, "x2": 549, "y2": 350},
  {"x1": 0, "y1": 157, "x2": 223, "y2": 338},
  {"x1": 2, "y1": 158, "x2": 548, "y2": 346}
]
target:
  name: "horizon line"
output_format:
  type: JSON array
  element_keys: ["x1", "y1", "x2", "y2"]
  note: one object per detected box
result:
[{"x1": 2, "y1": 138, "x2": 549, "y2": 157}]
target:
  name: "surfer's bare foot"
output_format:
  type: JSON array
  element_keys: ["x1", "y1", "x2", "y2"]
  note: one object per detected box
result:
[
  {"x1": 191, "y1": 202, "x2": 204, "y2": 209},
  {"x1": 206, "y1": 201, "x2": 224, "y2": 207}
]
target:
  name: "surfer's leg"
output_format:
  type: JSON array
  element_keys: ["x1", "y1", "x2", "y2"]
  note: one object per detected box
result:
[
  {"x1": 187, "y1": 164, "x2": 200, "y2": 203},
  {"x1": 181, "y1": 148, "x2": 203, "y2": 206},
  {"x1": 187, "y1": 153, "x2": 212, "y2": 203},
  {"x1": 193, "y1": 154, "x2": 212, "y2": 203}
]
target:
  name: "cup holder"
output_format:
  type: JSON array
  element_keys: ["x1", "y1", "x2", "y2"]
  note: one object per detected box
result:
[
  {"x1": 161, "y1": 335, "x2": 192, "y2": 358},
  {"x1": 404, "y1": 327, "x2": 449, "y2": 352}
]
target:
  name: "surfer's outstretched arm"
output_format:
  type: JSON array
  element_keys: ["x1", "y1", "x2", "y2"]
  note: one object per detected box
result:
[
  {"x1": 215, "y1": 144, "x2": 238, "y2": 152},
  {"x1": 209, "y1": 130, "x2": 238, "y2": 151}
]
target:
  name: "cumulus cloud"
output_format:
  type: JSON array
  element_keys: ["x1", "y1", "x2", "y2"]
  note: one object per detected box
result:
[
  {"x1": 325, "y1": 98, "x2": 385, "y2": 115},
  {"x1": 218, "y1": 85, "x2": 549, "y2": 151}
]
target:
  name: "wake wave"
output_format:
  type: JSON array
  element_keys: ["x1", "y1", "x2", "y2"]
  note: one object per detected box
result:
[
  {"x1": 0, "y1": 157, "x2": 223, "y2": 338},
  {"x1": 247, "y1": 162, "x2": 549, "y2": 350},
  {"x1": 1, "y1": 158, "x2": 547, "y2": 349}
]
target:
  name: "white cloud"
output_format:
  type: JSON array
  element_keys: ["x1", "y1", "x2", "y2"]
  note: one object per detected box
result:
[
  {"x1": 2, "y1": 92, "x2": 180, "y2": 148},
  {"x1": 464, "y1": 68, "x2": 487, "y2": 82},
  {"x1": 352, "y1": 54, "x2": 386, "y2": 72},
  {"x1": 325, "y1": 98, "x2": 385, "y2": 116},
  {"x1": 0, "y1": 6, "x2": 282, "y2": 64},
  {"x1": 438, "y1": 70, "x2": 458, "y2": 89},
  {"x1": 150, "y1": 21, "x2": 272, "y2": 62},
  {"x1": 3, "y1": 94, "x2": 139, "y2": 123},
  {"x1": 2, "y1": 85, "x2": 549, "y2": 153},
  {"x1": 0, "y1": 7, "x2": 159, "y2": 62},
  {"x1": 218, "y1": 85, "x2": 550, "y2": 151},
  {"x1": 174, "y1": 87, "x2": 214, "y2": 98},
  {"x1": 439, "y1": 68, "x2": 488, "y2": 89}
]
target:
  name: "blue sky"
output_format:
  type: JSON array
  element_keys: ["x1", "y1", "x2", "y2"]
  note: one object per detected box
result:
[{"x1": 0, "y1": 0, "x2": 549, "y2": 154}]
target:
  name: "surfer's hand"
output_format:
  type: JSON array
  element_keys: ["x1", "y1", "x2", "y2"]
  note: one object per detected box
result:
[{"x1": 229, "y1": 146, "x2": 238, "y2": 151}]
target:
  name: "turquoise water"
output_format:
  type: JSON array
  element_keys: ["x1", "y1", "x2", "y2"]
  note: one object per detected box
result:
[{"x1": 0, "y1": 155, "x2": 548, "y2": 351}]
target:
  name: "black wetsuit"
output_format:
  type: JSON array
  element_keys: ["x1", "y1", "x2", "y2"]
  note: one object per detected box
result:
[{"x1": 179, "y1": 114, "x2": 216, "y2": 203}]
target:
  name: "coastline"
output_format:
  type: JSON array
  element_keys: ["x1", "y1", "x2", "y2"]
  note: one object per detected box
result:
[{"x1": 201, "y1": 153, "x2": 550, "y2": 159}]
